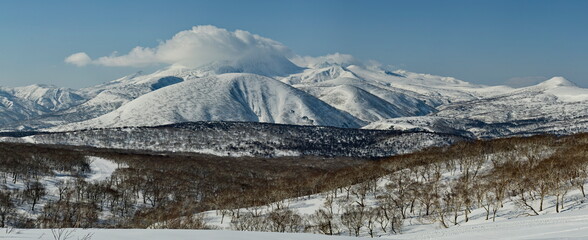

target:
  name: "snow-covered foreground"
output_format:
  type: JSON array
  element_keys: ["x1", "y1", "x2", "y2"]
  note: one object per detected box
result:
[
  {"x1": 2, "y1": 208, "x2": 588, "y2": 240},
  {"x1": 386, "y1": 207, "x2": 588, "y2": 239},
  {"x1": 0, "y1": 229, "x2": 359, "y2": 240},
  {"x1": 192, "y1": 178, "x2": 588, "y2": 239},
  {"x1": 3, "y1": 136, "x2": 588, "y2": 239}
]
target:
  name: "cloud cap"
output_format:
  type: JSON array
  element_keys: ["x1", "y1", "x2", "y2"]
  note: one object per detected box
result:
[{"x1": 65, "y1": 25, "x2": 294, "y2": 70}]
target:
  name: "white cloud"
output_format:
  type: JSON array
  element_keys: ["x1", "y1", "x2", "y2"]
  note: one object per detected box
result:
[
  {"x1": 65, "y1": 25, "x2": 293, "y2": 68},
  {"x1": 64, "y1": 52, "x2": 92, "y2": 66},
  {"x1": 64, "y1": 25, "x2": 380, "y2": 77}
]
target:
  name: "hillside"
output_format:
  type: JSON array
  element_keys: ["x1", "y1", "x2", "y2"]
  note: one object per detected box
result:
[
  {"x1": 3, "y1": 122, "x2": 464, "y2": 157},
  {"x1": 2, "y1": 133, "x2": 588, "y2": 238}
]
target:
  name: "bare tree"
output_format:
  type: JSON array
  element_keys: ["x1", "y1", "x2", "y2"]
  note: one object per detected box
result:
[
  {"x1": 0, "y1": 190, "x2": 15, "y2": 227},
  {"x1": 24, "y1": 180, "x2": 46, "y2": 212},
  {"x1": 341, "y1": 205, "x2": 365, "y2": 237},
  {"x1": 310, "y1": 195, "x2": 337, "y2": 235}
]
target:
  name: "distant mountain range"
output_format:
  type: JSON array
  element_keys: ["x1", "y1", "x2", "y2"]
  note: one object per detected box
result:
[{"x1": 2, "y1": 58, "x2": 587, "y2": 139}]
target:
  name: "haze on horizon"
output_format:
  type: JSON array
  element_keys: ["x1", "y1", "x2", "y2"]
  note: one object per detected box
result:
[{"x1": 0, "y1": 0, "x2": 587, "y2": 89}]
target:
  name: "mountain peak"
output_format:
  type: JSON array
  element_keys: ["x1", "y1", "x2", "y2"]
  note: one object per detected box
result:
[
  {"x1": 13, "y1": 84, "x2": 60, "y2": 91},
  {"x1": 536, "y1": 77, "x2": 577, "y2": 88},
  {"x1": 195, "y1": 54, "x2": 303, "y2": 77}
]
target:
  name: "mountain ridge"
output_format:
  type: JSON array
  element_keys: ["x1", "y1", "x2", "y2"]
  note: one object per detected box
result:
[{"x1": 0, "y1": 61, "x2": 586, "y2": 140}]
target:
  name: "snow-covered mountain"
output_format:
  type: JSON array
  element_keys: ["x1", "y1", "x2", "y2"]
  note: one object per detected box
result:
[
  {"x1": 57, "y1": 73, "x2": 362, "y2": 130},
  {"x1": 365, "y1": 76, "x2": 588, "y2": 138},
  {"x1": 10, "y1": 84, "x2": 85, "y2": 112},
  {"x1": 1, "y1": 56, "x2": 587, "y2": 139},
  {"x1": 288, "y1": 66, "x2": 438, "y2": 122},
  {"x1": 434, "y1": 76, "x2": 588, "y2": 122},
  {"x1": 0, "y1": 84, "x2": 84, "y2": 130}
]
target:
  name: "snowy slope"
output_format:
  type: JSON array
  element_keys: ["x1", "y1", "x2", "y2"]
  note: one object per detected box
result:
[
  {"x1": 56, "y1": 73, "x2": 363, "y2": 130},
  {"x1": 283, "y1": 63, "x2": 517, "y2": 125},
  {"x1": 434, "y1": 77, "x2": 588, "y2": 122},
  {"x1": 10, "y1": 84, "x2": 85, "y2": 112},
  {"x1": 345, "y1": 65, "x2": 513, "y2": 103},
  {"x1": 47, "y1": 67, "x2": 196, "y2": 123},
  {"x1": 286, "y1": 65, "x2": 439, "y2": 122},
  {"x1": 365, "y1": 77, "x2": 588, "y2": 138},
  {"x1": 0, "y1": 68, "x2": 194, "y2": 130},
  {"x1": 0, "y1": 89, "x2": 36, "y2": 126},
  {"x1": 296, "y1": 77, "x2": 435, "y2": 120},
  {"x1": 386, "y1": 208, "x2": 588, "y2": 239},
  {"x1": 183, "y1": 135, "x2": 588, "y2": 239},
  {"x1": 0, "y1": 229, "x2": 361, "y2": 240},
  {"x1": 195, "y1": 191, "x2": 588, "y2": 240},
  {"x1": 0, "y1": 85, "x2": 85, "y2": 129},
  {"x1": 3, "y1": 210, "x2": 588, "y2": 240},
  {"x1": 521, "y1": 76, "x2": 588, "y2": 102},
  {"x1": 315, "y1": 84, "x2": 410, "y2": 122}
]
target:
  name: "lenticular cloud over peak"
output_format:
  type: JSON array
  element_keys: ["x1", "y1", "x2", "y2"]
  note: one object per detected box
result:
[{"x1": 65, "y1": 25, "x2": 295, "y2": 70}]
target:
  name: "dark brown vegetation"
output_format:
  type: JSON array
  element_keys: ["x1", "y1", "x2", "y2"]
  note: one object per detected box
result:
[
  {"x1": 1, "y1": 132, "x2": 588, "y2": 236},
  {"x1": 0, "y1": 142, "x2": 367, "y2": 228}
]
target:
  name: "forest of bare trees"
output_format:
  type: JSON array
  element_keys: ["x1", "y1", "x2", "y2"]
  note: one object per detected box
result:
[
  {"x1": 1, "y1": 133, "x2": 588, "y2": 237},
  {"x1": 194, "y1": 133, "x2": 588, "y2": 237}
]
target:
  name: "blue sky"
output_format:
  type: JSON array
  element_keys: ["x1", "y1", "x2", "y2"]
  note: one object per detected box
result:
[{"x1": 1, "y1": 0, "x2": 587, "y2": 88}]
